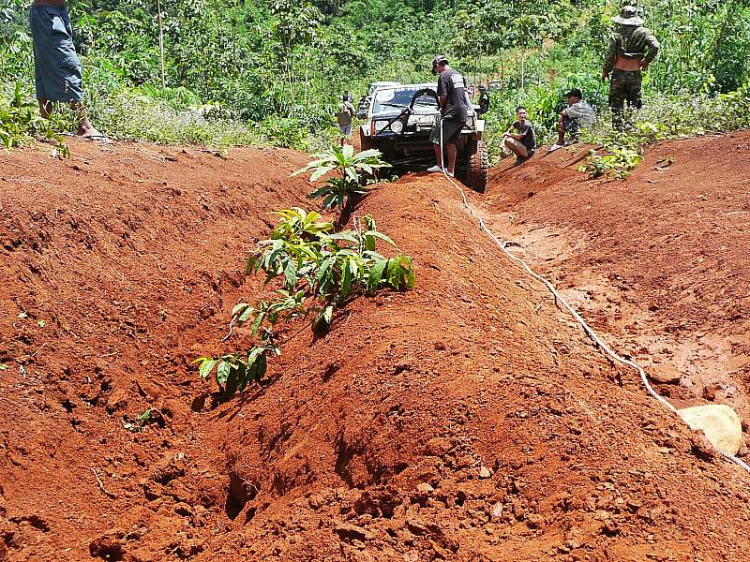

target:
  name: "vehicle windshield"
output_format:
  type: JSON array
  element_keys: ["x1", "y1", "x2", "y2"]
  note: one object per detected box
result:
[
  {"x1": 372, "y1": 86, "x2": 438, "y2": 116},
  {"x1": 368, "y1": 82, "x2": 399, "y2": 96}
]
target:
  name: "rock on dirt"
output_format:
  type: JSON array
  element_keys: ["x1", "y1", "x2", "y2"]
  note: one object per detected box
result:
[
  {"x1": 680, "y1": 405, "x2": 743, "y2": 456},
  {"x1": 647, "y1": 364, "x2": 683, "y2": 385},
  {"x1": 689, "y1": 430, "x2": 717, "y2": 462}
]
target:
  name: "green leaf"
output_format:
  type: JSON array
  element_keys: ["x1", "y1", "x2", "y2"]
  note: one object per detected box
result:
[
  {"x1": 225, "y1": 367, "x2": 240, "y2": 397},
  {"x1": 309, "y1": 164, "x2": 336, "y2": 182},
  {"x1": 366, "y1": 231, "x2": 396, "y2": 247},
  {"x1": 237, "y1": 305, "x2": 256, "y2": 325},
  {"x1": 216, "y1": 360, "x2": 231, "y2": 385},
  {"x1": 283, "y1": 260, "x2": 298, "y2": 288},
  {"x1": 342, "y1": 144, "x2": 355, "y2": 160},
  {"x1": 197, "y1": 358, "x2": 218, "y2": 380},
  {"x1": 250, "y1": 310, "x2": 265, "y2": 335},
  {"x1": 341, "y1": 260, "x2": 354, "y2": 298},
  {"x1": 0, "y1": 363, "x2": 9, "y2": 371},
  {"x1": 232, "y1": 302, "x2": 249, "y2": 317},
  {"x1": 245, "y1": 255, "x2": 257, "y2": 275},
  {"x1": 355, "y1": 149, "x2": 383, "y2": 160},
  {"x1": 367, "y1": 259, "x2": 388, "y2": 291}
]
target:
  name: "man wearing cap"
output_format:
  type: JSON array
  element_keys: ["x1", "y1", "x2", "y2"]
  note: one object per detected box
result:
[
  {"x1": 550, "y1": 88, "x2": 596, "y2": 151},
  {"x1": 427, "y1": 55, "x2": 469, "y2": 177},
  {"x1": 603, "y1": 5, "x2": 660, "y2": 130},
  {"x1": 29, "y1": 0, "x2": 102, "y2": 138}
]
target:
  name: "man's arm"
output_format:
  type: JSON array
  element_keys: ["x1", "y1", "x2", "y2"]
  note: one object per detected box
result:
[
  {"x1": 438, "y1": 95, "x2": 447, "y2": 114},
  {"x1": 504, "y1": 125, "x2": 526, "y2": 141},
  {"x1": 641, "y1": 29, "x2": 660, "y2": 69},
  {"x1": 602, "y1": 35, "x2": 617, "y2": 80}
]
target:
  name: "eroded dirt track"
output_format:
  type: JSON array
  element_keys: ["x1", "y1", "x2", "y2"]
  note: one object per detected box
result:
[
  {"x1": 485, "y1": 132, "x2": 750, "y2": 423},
  {"x1": 1, "y1": 137, "x2": 750, "y2": 561}
]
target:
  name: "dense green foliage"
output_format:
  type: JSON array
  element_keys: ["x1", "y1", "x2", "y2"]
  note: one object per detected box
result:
[
  {"x1": 196, "y1": 208, "x2": 415, "y2": 397},
  {"x1": 1, "y1": 0, "x2": 749, "y2": 149}
]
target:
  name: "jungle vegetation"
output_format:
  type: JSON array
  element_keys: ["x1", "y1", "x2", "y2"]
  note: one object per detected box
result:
[{"x1": 1, "y1": 0, "x2": 750, "y2": 150}]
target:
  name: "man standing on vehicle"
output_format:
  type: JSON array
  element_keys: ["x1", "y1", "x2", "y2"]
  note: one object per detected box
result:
[
  {"x1": 29, "y1": 0, "x2": 102, "y2": 138},
  {"x1": 602, "y1": 5, "x2": 660, "y2": 130},
  {"x1": 428, "y1": 55, "x2": 469, "y2": 178},
  {"x1": 336, "y1": 94, "x2": 356, "y2": 145}
]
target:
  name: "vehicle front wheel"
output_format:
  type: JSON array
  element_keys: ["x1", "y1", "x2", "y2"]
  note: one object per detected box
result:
[
  {"x1": 359, "y1": 130, "x2": 372, "y2": 151},
  {"x1": 465, "y1": 139, "x2": 488, "y2": 193}
]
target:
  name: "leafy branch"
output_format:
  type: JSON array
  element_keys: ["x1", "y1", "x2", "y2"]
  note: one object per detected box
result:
[
  {"x1": 293, "y1": 144, "x2": 389, "y2": 216},
  {"x1": 195, "y1": 207, "x2": 415, "y2": 398}
]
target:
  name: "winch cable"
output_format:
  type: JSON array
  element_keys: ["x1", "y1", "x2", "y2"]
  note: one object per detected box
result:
[{"x1": 435, "y1": 121, "x2": 750, "y2": 474}]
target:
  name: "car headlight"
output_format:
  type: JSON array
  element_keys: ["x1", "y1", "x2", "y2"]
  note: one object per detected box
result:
[
  {"x1": 390, "y1": 120, "x2": 404, "y2": 133},
  {"x1": 373, "y1": 120, "x2": 389, "y2": 132}
]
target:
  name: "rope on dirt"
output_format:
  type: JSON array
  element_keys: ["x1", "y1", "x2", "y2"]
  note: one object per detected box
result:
[{"x1": 435, "y1": 122, "x2": 749, "y2": 474}]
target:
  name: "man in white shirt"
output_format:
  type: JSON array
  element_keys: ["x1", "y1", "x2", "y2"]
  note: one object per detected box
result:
[{"x1": 550, "y1": 89, "x2": 595, "y2": 151}]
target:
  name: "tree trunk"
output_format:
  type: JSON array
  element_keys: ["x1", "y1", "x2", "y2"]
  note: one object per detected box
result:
[{"x1": 157, "y1": 0, "x2": 165, "y2": 89}]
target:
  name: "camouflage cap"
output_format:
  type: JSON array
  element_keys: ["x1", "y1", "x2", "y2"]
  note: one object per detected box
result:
[{"x1": 613, "y1": 5, "x2": 644, "y2": 26}]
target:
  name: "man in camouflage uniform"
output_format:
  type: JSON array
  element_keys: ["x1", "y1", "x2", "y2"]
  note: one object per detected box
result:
[{"x1": 602, "y1": 5, "x2": 660, "y2": 130}]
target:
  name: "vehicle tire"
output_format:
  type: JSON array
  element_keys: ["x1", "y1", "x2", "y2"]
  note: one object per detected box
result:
[{"x1": 465, "y1": 139, "x2": 488, "y2": 193}]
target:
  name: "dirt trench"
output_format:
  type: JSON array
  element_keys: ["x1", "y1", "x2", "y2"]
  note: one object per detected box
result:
[
  {"x1": 483, "y1": 131, "x2": 750, "y2": 429},
  {"x1": 1, "y1": 137, "x2": 750, "y2": 561}
]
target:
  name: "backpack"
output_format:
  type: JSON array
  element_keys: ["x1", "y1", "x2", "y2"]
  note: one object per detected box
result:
[{"x1": 337, "y1": 102, "x2": 353, "y2": 126}]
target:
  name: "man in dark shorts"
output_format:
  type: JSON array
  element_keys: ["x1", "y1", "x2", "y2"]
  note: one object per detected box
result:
[
  {"x1": 29, "y1": 0, "x2": 101, "y2": 137},
  {"x1": 477, "y1": 85, "x2": 490, "y2": 116},
  {"x1": 502, "y1": 106, "x2": 536, "y2": 165},
  {"x1": 428, "y1": 55, "x2": 469, "y2": 178},
  {"x1": 602, "y1": 5, "x2": 660, "y2": 130}
]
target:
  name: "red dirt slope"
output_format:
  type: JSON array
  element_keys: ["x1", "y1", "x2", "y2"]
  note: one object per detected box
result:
[
  {"x1": 485, "y1": 132, "x2": 750, "y2": 425},
  {"x1": 1, "y1": 138, "x2": 749, "y2": 561}
]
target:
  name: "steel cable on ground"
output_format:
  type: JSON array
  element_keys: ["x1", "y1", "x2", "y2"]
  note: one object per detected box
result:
[{"x1": 435, "y1": 121, "x2": 749, "y2": 473}]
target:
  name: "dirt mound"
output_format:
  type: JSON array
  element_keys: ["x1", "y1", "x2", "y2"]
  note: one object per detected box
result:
[
  {"x1": 1, "y1": 138, "x2": 750, "y2": 561},
  {"x1": 485, "y1": 132, "x2": 750, "y2": 425},
  {"x1": 0, "y1": 139, "x2": 311, "y2": 560}
]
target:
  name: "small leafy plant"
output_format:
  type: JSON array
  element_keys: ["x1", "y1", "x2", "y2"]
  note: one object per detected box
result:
[
  {"x1": 196, "y1": 207, "x2": 415, "y2": 398},
  {"x1": 122, "y1": 409, "x2": 154, "y2": 433},
  {"x1": 293, "y1": 144, "x2": 389, "y2": 213},
  {"x1": 0, "y1": 82, "x2": 69, "y2": 156},
  {"x1": 579, "y1": 130, "x2": 643, "y2": 180}
]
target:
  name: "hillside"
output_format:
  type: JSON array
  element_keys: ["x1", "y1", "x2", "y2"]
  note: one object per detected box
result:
[
  {"x1": 485, "y1": 131, "x2": 750, "y2": 423},
  {"x1": 1, "y1": 137, "x2": 750, "y2": 561}
]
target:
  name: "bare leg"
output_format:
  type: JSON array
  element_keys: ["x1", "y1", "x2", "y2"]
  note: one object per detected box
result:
[
  {"x1": 38, "y1": 98, "x2": 52, "y2": 119},
  {"x1": 446, "y1": 142, "x2": 457, "y2": 175},
  {"x1": 70, "y1": 102, "x2": 100, "y2": 137},
  {"x1": 433, "y1": 143, "x2": 444, "y2": 169},
  {"x1": 39, "y1": 99, "x2": 100, "y2": 136},
  {"x1": 557, "y1": 115, "x2": 566, "y2": 145},
  {"x1": 505, "y1": 138, "x2": 528, "y2": 159}
]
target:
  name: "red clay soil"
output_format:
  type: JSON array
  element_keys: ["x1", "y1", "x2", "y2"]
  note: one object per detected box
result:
[
  {"x1": 485, "y1": 131, "x2": 750, "y2": 424},
  {"x1": 1, "y1": 137, "x2": 750, "y2": 562}
]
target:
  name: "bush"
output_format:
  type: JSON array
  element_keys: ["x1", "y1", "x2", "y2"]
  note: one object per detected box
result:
[
  {"x1": 294, "y1": 144, "x2": 390, "y2": 214},
  {"x1": 0, "y1": 83, "x2": 69, "y2": 155},
  {"x1": 196, "y1": 208, "x2": 415, "y2": 397}
]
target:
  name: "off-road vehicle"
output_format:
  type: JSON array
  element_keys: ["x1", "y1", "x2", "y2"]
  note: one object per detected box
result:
[
  {"x1": 358, "y1": 81, "x2": 401, "y2": 118},
  {"x1": 359, "y1": 83, "x2": 488, "y2": 192}
]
